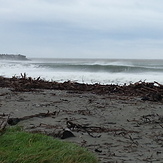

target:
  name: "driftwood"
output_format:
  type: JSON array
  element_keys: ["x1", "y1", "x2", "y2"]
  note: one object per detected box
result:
[
  {"x1": 0, "y1": 113, "x2": 9, "y2": 117},
  {"x1": 139, "y1": 114, "x2": 163, "y2": 125},
  {"x1": 0, "y1": 74, "x2": 163, "y2": 101},
  {"x1": 0, "y1": 115, "x2": 10, "y2": 134},
  {"x1": 7, "y1": 111, "x2": 57, "y2": 125},
  {"x1": 66, "y1": 121, "x2": 139, "y2": 138}
]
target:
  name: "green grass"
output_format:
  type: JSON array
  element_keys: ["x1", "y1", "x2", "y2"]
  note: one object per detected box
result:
[{"x1": 0, "y1": 127, "x2": 98, "y2": 163}]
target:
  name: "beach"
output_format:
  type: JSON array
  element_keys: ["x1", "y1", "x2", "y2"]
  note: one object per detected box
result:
[
  {"x1": 1, "y1": 1, "x2": 163, "y2": 162},
  {"x1": 0, "y1": 85, "x2": 163, "y2": 163}
]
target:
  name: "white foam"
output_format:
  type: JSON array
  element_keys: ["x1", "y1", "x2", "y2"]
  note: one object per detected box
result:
[{"x1": 1, "y1": 59, "x2": 163, "y2": 85}]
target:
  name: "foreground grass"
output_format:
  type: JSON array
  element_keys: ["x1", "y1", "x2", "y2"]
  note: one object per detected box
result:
[{"x1": 0, "y1": 127, "x2": 98, "y2": 163}]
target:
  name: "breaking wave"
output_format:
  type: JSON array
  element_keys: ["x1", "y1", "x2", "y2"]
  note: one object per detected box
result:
[{"x1": 1, "y1": 58, "x2": 163, "y2": 84}]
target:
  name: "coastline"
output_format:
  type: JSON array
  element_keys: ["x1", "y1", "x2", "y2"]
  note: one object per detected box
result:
[
  {"x1": 0, "y1": 77, "x2": 163, "y2": 162},
  {"x1": 0, "y1": 54, "x2": 29, "y2": 60}
]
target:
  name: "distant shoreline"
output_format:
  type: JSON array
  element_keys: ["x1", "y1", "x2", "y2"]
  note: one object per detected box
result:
[{"x1": 0, "y1": 54, "x2": 29, "y2": 61}]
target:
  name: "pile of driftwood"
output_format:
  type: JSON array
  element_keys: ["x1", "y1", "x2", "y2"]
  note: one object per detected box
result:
[{"x1": 0, "y1": 73, "x2": 163, "y2": 101}]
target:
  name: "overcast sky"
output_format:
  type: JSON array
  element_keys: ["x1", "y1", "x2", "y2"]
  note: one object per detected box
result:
[{"x1": 0, "y1": 0, "x2": 163, "y2": 59}]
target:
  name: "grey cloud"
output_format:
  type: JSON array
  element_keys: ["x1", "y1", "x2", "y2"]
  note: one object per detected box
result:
[{"x1": 0, "y1": 0, "x2": 163, "y2": 58}]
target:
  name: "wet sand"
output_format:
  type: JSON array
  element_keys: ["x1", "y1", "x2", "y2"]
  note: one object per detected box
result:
[{"x1": 0, "y1": 88, "x2": 163, "y2": 163}]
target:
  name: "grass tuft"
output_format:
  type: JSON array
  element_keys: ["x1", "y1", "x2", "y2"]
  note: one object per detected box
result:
[{"x1": 0, "y1": 127, "x2": 98, "y2": 163}]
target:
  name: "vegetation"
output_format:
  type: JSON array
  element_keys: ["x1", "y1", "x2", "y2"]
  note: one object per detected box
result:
[{"x1": 0, "y1": 127, "x2": 98, "y2": 163}]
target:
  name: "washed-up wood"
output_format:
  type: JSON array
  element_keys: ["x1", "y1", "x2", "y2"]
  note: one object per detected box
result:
[
  {"x1": 0, "y1": 115, "x2": 10, "y2": 133},
  {"x1": 66, "y1": 121, "x2": 139, "y2": 138},
  {"x1": 0, "y1": 74, "x2": 163, "y2": 101},
  {"x1": 7, "y1": 111, "x2": 57, "y2": 125},
  {"x1": 0, "y1": 113, "x2": 9, "y2": 117}
]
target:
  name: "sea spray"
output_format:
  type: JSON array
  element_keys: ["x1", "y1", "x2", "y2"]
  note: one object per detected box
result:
[{"x1": 1, "y1": 58, "x2": 163, "y2": 85}]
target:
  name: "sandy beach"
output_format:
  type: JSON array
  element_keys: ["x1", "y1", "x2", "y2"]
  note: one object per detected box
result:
[{"x1": 0, "y1": 86, "x2": 163, "y2": 163}]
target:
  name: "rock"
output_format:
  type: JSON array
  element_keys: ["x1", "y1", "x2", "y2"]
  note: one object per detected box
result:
[
  {"x1": 7, "y1": 118, "x2": 20, "y2": 125},
  {"x1": 61, "y1": 130, "x2": 75, "y2": 139}
]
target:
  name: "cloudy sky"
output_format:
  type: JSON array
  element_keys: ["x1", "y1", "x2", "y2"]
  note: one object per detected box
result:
[{"x1": 0, "y1": 0, "x2": 163, "y2": 59}]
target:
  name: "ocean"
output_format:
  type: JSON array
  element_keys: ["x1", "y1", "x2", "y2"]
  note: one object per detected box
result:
[{"x1": 1, "y1": 58, "x2": 163, "y2": 85}]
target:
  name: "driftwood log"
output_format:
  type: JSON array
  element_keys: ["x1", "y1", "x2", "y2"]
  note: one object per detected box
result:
[
  {"x1": 0, "y1": 115, "x2": 10, "y2": 134},
  {"x1": 7, "y1": 111, "x2": 57, "y2": 126}
]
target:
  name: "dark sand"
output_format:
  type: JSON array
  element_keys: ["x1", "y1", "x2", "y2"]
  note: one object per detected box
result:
[{"x1": 0, "y1": 88, "x2": 163, "y2": 163}]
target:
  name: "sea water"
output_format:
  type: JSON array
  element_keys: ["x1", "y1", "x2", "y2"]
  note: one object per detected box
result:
[{"x1": 0, "y1": 58, "x2": 163, "y2": 85}]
